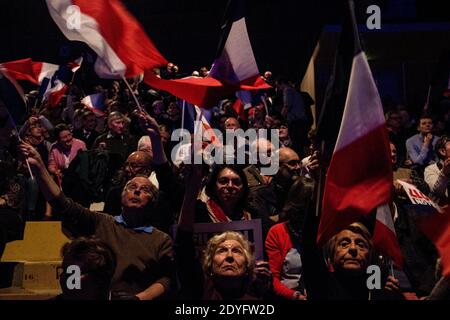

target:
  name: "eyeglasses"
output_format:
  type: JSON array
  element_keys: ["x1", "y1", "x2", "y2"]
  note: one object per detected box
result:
[
  {"x1": 124, "y1": 183, "x2": 154, "y2": 195},
  {"x1": 217, "y1": 177, "x2": 243, "y2": 187},
  {"x1": 124, "y1": 162, "x2": 147, "y2": 170},
  {"x1": 283, "y1": 159, "x2": 301, "y2": 167}
]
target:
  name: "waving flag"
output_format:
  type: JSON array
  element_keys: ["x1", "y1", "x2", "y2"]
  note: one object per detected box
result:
[
  {"x1": 0, "y1": 70, "x2": 27, "y2": 124},
  {"x1": 81, "y1": 93, "x2": 106, "y2": 116},
  {"x1": 144, "y1": 0, "x2": 270, "y2": 108},
  {"x1": 418, "y1": 206, "x2": 450, "y2": 278},
  {"x1": 0, "y1": 58, "x2": 58, "y2": 85},
  {"x1": 46, "y1": 0, "x2": 168, "y2": 79},
  {"x1": 317, "y1": 0, "x2": 392, "y2": 245},
  {"x1": 40, "y1": 57, "x2": 83, "y2": 108},
  {"x1": 373, "y1": 204, "x2": 404, "y2": 268}
]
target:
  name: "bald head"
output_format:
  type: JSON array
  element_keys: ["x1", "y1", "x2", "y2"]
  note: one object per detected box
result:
[
  {"x1": 278, "y1": 147, "x2": 301, "y2": 175},
  {"x1": 278, "y1": 148, "x2": 300, "y2": 164},
  {"x1": 225, "y1": 117, "x2": 240, "y2": 130},
  {"x1": 124, "y1": 151, "x2": 153, "y2": 179}
]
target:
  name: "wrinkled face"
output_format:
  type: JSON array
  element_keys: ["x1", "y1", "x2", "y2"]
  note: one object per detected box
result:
[
  {"x1": 121, "y1": 177, "x2": 155, "y2": 210},
  {"x1": 333, "y1": 230, "x2": 370, "y2": 274},
  {"x1": 84, "y1": 115, "x2": 97, "y2": 131},
  {"x1": 390, "y1": 142, "x2": 397, "y2": 165},
  {"x1": 225, "y1": 118, "x2": 240, "y2": 130},
  {"x1": 418, "y1": 118, "x2": 433, "y2": 135},
  {"x1": 58, "y1": 130, "x2": 73, "y2": 149},
  {"x1": 215, "y1": 168, "x2": 244, "y2": 206},
  {"x1": 212, "y1": 239, "x2": 247, "y2": 277},
  {"x1": 109, "y1": 118, "x2": 125, "y2": 136}
]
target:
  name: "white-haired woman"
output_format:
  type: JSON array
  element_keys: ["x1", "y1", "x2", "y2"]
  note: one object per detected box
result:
[{"x1": 175, "y1": 165, "x2": 271, "y2": 300}]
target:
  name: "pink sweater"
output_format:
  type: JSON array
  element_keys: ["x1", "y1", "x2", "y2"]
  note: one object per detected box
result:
[{"x1": 48, "y1": 138, "x2": 86, "y2": 173}]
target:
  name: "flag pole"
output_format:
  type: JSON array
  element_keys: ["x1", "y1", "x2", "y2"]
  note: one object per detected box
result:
[
  {"x1": 389, "y1": 257, "x2": 395, "y2": 278},
  {"x1": 423, "y1": 85, "x2": 432, "y2": 112},
  {"x1": 181, "y1": 100, "x2": 186, "y2": 132},
  {"x1": 121, "y1": 75, "x2": 145, "y2": 113},
  {"x1": 314, "y1": 140, "x2": 325, "y2": 217},
  {"x1": 5, "y1": 111, "x2": 34, "y2": 180}
]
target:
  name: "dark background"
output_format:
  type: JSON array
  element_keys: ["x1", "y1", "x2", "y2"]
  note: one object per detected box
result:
[{"x1": 1, "y1": 0, "x2": 449, "y2": 109}]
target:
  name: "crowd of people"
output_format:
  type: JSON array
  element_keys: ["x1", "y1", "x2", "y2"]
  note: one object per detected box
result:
[{"x1": 0, "y1": 62, "x2": 449, "y2": 300}]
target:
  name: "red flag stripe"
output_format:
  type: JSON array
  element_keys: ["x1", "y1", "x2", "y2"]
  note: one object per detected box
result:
[
  {"x1": 317, "y1": 52, "x2": 392, "y2": 245},
  {"x1": 46, "y1": 0, "x2": 167, "y2": 78}
]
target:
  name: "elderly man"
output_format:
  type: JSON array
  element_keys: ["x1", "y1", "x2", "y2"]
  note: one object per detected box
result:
[
  {"x1": 224, "y1": 117, "x2": 241, "y2": 131},
  {"x1": 20, "y1": 112, "x2": 174, "y2": 300},
  {"x1": 247, "y1": 147, "x2": 318, "y2": 237},
  {"x1": 104, "y1": 151, "x2": 154, "y2": 216},
  {"x1": 93, "y1": 111, "x2": 138, "y2": 177}
]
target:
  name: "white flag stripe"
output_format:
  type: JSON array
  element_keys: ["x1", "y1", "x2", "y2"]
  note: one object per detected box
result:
[
  {"x1": 223, "y1": 18, "x2": 259, "y2": 81},
  {"x1": 38, "y1": 63, "x2": 59, "y2": 84},
  {"x1": 376, "y1": 204, "x2": 396, "y2": 234},
  {"x1": 46, "y1": 0, "x2": 126, "y2": 77},
  {"x1": 335, "y1": 52, "x2": 386, "y2": 152}
]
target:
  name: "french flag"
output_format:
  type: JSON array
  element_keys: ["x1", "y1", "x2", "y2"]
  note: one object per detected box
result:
[
  {"x1": 81, "y1": 93, "x2": 106, "y2": 116},
  {"x1": 181, "y1": 100, "x2": 219, "y2": 145},
  {"x1": 40, "y1": 57, "x2": 83, "y2": 108},
  {"x1": 0, "y1": 70, "x2": 27, "y2": 124},
  {"x1": 46, "y1": 0, "x2": 168, "y2": 78},
  {"x1": 317, "y1": 0, "x2": 392, "y2": 245},
  {"x1": 372, "y1": 204, "x2": 404, "y2": 268},
  {"x1": 0, "y1": 58, "x2": 59, "y2": 85},
  {"x1": 144, "y1": 0, "x2": 270, "y2": 108},
  {"x1": 418, "y1": 206, "x2": 450, "y2": 278}
]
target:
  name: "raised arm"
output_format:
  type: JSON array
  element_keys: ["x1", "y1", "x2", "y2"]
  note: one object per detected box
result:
[
  {"x1": 19, "y1": 141, "x2": 60, "y2": 201},
  {"x1": 19, "y1": 141, "x2": 97, "y2": 236},
  {"x1": 135, "y1": 110, "x2": 167, "y2": 165},
  {"x1": 177, "y1": 163, "x2": 203, "y2": 232}
]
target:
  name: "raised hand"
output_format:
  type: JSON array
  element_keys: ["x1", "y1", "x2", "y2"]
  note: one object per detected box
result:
[
  {"x1": 18, "y1": 141, "x2": 45, "y2": 171},
  {"x1": 135, "y1": 110, "x2": 160, "y2": 138}
]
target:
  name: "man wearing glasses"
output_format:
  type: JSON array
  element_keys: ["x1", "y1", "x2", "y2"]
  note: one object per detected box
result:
[{"x1": 19, "y1": 112, "x2": 174, "y2": 300}]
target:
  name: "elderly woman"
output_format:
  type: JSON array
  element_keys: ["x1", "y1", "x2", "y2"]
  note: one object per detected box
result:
[
  {"x1": 176, "y1": 164, "x2": 271, "y2": 299},
  {"x1": 301, "y1": 220, "x2": 404, "y2": 300}
]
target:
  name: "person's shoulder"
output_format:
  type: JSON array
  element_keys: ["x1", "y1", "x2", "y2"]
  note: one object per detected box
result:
[
  {"x1": 151, "y1": 227, "x2": 174, "y2": 244},
  {"x1": 95, "y1": 132, "x2": 108, "y2": 142},
  {"x1": 406, "y1": 133, "x2": 418, "y2": 141},
  {"x1": 267, "y1": 221, "x2": 288, "y2": 234}
]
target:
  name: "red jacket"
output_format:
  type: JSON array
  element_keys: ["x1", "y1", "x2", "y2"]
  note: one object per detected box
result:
[{"x1": 265, "y1": 222, "x2": 297, "y2": 299}]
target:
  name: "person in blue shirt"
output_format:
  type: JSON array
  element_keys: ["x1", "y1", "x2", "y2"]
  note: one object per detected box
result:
[{"x1": 405, "y1": 115, "x2": 439, "y2": 170}]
